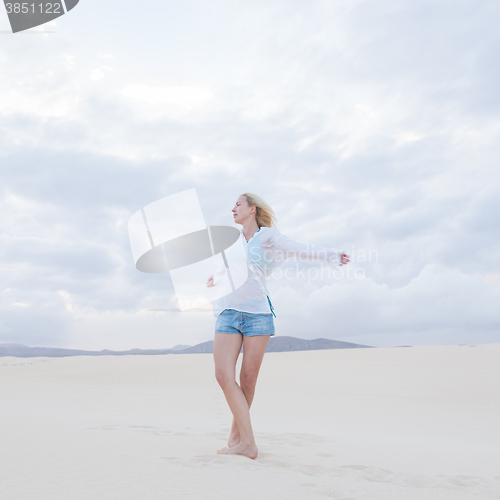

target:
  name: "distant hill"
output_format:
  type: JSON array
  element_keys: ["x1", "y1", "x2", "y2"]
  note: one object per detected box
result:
[
  {"x1": 169, "y1": 344, "x2": 191, "y2": 351},
  {"x1": 266, "y1": 336, "x2": 370, "y2": 352},
  {"x1": 0, "y1": 344, "x2": 177, "y2": 358},
  {"x1": 0, "y1": 337, "x2": 373, "y2": 358},
  {"x1": 182, "y1": 337, "x2": 372, "y2": 354}
]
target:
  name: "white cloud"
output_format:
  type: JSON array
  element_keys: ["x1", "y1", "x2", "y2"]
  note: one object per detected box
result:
[
  {"x1": 0, "y1": 0, "x2": 499, "y2": 349},
  {"x1": 273, "y1": 263, "x2": 500, "y2": 346},
  {"x1": 121, "y1": 84, "x2": 214, "y2": 109},
  {"x1": 90, "y1": 68, "x2": 105, "y2": 81}
]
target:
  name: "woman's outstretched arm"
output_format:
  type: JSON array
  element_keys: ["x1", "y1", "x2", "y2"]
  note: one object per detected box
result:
[{"x1": 266, "y1": 228, "x2": 349, "y2": 266}]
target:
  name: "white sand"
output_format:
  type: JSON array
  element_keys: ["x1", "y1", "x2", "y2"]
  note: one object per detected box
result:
[{"x1": 1, "y1": 344, "x2": 499, "y2": 500}]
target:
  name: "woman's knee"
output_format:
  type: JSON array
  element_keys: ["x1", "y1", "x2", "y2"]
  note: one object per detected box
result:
[
  {"x1": 215, "y1": 369, "x2": 235, "y2": 389},
  {"x1": 240, "y1": 370, "x2": 258, "y2": 389}
]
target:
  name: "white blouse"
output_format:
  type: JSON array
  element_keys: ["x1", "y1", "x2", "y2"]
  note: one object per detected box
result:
[{"x1": 211, "y1": 226, "x2": 343, "y2": 317}]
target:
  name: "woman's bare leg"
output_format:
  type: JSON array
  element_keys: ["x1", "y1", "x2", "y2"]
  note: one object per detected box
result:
[
  {"x1": 213, "y1": 332, "x2": 258, "y2": 459},
  {"x1": 227, "y1": 334, "x2": 271, "y2": 447}
]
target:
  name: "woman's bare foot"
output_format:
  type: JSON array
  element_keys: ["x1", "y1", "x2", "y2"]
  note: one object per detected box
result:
[{"x1": 217, "y1": 441, "x2": 258, "y2": 459}]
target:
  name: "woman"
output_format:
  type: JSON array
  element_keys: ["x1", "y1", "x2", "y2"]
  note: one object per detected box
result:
[{"x1": 206, "y1": 193, "x2": 349, "y2": 459}]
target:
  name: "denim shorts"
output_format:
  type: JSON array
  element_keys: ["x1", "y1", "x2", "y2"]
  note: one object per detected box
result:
[{"x1": 215, "y1": 309, "x2": 275, "y2": 337}]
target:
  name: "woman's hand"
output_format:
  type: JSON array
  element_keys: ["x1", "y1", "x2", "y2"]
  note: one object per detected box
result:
[
  {"x1": 206, "y1": 275, "x2": 215, "y2": 288},
  {"x1": 339, "y1": 253, "x2": 350, "y2": 266}
]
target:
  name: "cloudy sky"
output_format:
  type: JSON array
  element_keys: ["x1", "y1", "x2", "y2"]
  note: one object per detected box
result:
[{"x1": 1, "y1": 0, "x2": 499, "y2": 350}]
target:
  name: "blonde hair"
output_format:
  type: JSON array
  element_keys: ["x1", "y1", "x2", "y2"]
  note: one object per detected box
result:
[{"x1": 241, "y1": 192, "x2": 277, "y2": 228}]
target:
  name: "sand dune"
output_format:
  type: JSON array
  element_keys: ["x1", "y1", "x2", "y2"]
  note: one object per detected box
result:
[{"x1": 1, "y1": 344, "x2": 499, "y2": 499}]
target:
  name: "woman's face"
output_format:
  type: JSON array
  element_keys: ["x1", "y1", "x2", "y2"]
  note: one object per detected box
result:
[{"x1": 232, "y1": 195, "x2": 256, "y2": 225}]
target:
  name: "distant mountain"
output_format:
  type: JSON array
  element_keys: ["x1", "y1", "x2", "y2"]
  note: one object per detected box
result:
[
  {"x1": 169, "y1": 344, "x2": 191, "y2": 351},
  {"x1": 266, "y1": 336, "x2": 371, "y2": 352},
  {"x1": 0, "y1": 337, "x2": 373, "y2": 358},
  {"x1": 180, "y1": 341, "x2": 216, "y2": 354},
  {"x1": 181, "y1": 337, "x2": 372, "y2": 354},
  {"x1": 0, "y1": 344, "x2": 178, "y2": 358}
]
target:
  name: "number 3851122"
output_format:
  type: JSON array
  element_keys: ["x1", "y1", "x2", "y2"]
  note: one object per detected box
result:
[{"x1": 5, "y1": 3, "x2": 63, "y2": 14}]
